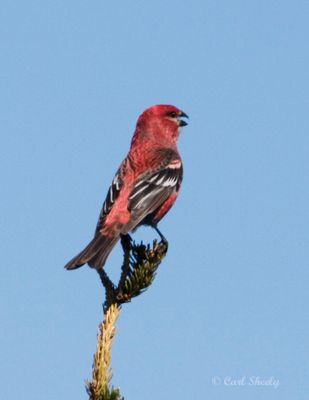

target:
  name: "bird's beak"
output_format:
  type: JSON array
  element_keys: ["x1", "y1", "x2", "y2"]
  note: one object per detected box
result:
[{"x1": 178, "y1": 111, "x2": 189, "y2": 127}]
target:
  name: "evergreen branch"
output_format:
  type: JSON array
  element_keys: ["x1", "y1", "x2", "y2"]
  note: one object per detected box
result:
[
  {"x1": 120, "y1": 239, "x2": 168, "y2": 301},
  {"x1": 87, "y1": 238, "x2": 168, "y2": 399}
]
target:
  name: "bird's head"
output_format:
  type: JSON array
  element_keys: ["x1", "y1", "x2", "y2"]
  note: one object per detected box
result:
[{"x1": 134, "y1": 104, "x2": 189, "y2": 146}]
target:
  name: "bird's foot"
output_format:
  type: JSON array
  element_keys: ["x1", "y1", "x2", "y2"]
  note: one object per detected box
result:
[{"x1": 154, "y1": 227, "x2": 169, "y2": 249}]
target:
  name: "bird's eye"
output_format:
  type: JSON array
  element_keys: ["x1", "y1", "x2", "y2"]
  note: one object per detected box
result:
[{"x1": 168, "y1": 111, "x2": 177, "y2": 118}]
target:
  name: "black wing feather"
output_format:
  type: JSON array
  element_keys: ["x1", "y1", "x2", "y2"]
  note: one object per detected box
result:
[
  {"x1": 128, "y1": 158, "x2": 183, "y2": 219},
  {"x1": 95, "y1": 168, "x2": 123, "y2": 234}
]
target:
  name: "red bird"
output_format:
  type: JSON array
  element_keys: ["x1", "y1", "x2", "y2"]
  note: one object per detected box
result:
[{"x1": 65, "y1": 104, "x2": 188, "y2": 270}]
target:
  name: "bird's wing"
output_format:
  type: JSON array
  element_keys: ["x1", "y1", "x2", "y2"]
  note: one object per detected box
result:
[
  {"x1": 95, "y1": 148, "x2": 182, "y2": 235},
  {"x1": 128, "y1": 150, "x2": 183, "y2": 227}
]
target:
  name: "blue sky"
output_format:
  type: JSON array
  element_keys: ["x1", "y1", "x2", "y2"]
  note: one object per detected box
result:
[{"x1": 1, "y1": 1, "x2": 308, "y2": 399}]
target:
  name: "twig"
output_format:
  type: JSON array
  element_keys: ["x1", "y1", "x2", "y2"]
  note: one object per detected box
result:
[{"x1": 86, "y1": 304, "x2": 122, "y2": 400}]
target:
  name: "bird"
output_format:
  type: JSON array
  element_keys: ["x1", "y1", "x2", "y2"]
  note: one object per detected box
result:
[{"x1": 65, "y1": 104, "x2": 188, "y2": 271}]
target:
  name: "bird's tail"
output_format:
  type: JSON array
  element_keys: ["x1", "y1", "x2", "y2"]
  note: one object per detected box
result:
[{"x1": 64, "y1": 234, "x2": 119, "y2": 270}]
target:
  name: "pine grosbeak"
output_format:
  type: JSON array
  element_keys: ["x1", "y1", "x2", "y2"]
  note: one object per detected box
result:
[{"x1": 65, "y1": 104, "x2": 188, "y2": 270}]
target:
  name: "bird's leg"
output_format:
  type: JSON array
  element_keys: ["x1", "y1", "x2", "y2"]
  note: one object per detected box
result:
[{"x1": 154, "y1": 226, "x2": 168, "y2": 248}]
